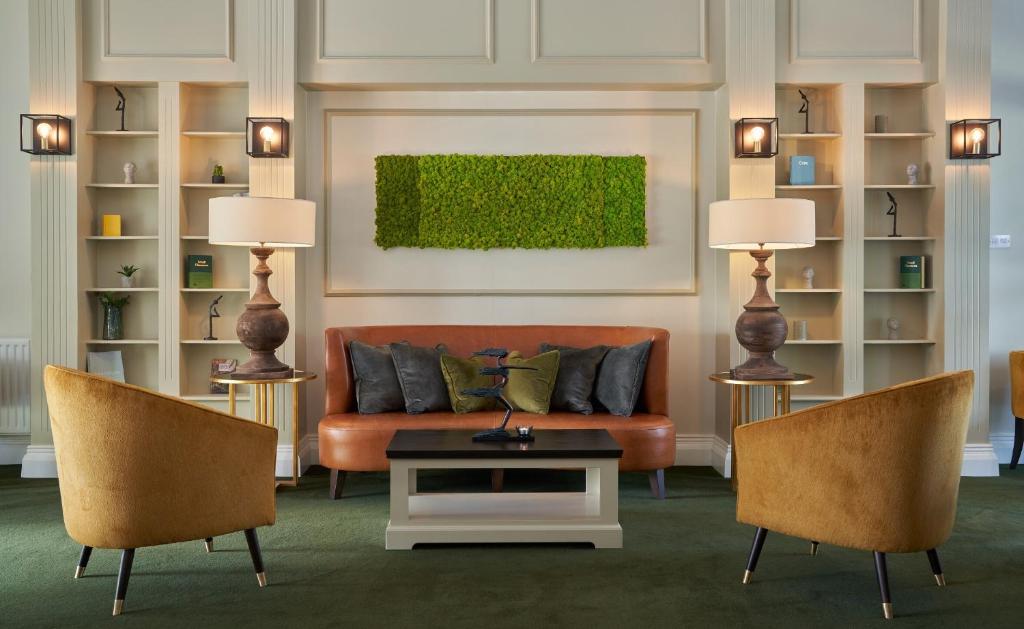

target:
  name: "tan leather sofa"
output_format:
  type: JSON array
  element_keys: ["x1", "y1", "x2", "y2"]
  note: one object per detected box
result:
[
  {"x1": 734, "y1": 371, "x2": 973, "y2": 620},
  {"x1": 319, "y1": 325, "x2": 675, "y2": 499},
  {"x1": 43, "y1": 366, "x2": 277, "y2": 616}
]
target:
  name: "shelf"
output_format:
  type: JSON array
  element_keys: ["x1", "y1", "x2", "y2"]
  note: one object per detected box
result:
[
  {"x1": 85, "y1": 287, "x2": 158, "y2": 292},
  {"x1": 181, "y1": 131, "x2": 246, "y2": 138},
  {"x1": 785, "y1": 339, "x2": 842, "y2": 345},
  {"x1": 85, "y1": 183, "x2": 159, "y2": 189},
  {"x1": 864, "y1": 132, "x2": 934, "y2": 139},
  {"x1": 181, "y1": 287, "x2": 250, "y2": 293},
  {"x1": 182, "y1": 394, "x2": 251, "y2": 402},
  {"x1": 86, "y1": 339, "x2": 159, "y2": 345},
  {"x1": 775, "y1": 184, "x2": 842, "y2": 190},
  {"x1": 864, "y1": 236, "x2": 936, "y2": 241},
  {"x1": 816, "y1": 236, "x2": 842, "y2": 241},
  {"x1": 864, "y1": 288, "x2": 935, "y2": 293},
  {"x1": 792, "y1": 394, "x2": 845, "y2": 402},
  {"x1": 864, "y1": 339, "x2": 936, "y2": 345},
  {"x1": 779, "y1": 133, "x2": 841, "y2": 140},
  {"x1": 182, "y1": 235, "x2": 210, "y2": 240},
  {"x1": 85, "y1": 236, "x2": 158, "y2": 241},
  {"x1": 864, "y1": 184, "x2": 935, "y2": 189},
  {"x1": 86, "y1": 130, "x2": 158, "y2": 137},
  {"x1": 181, "y1": 183, "x2": 249, "y2": 189},
  {"x1": 180, "y1": 339, "x2": 243, "y2": 345},
  {"x1": 776, "y1": 288, "x2": 841, "y2": 293}
]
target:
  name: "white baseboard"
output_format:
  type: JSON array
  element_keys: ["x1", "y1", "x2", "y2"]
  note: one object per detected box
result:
[
  {"x1": 674, "y1": 434, "x2": 714, "y2": 466},
  {"x1": 276, "y1": 434, "x2": 319, "y2": 477},
  {"x1": 711, "y1": 435, "x2": 731, "y2": 478},
  {"x1": 961, "y1": 442, "x2": 1000, "y2": 476},
  {"x1": 990, "y1": 431, "x2": 1018, "y2": 464},
  {"x1": 0, "y1": 434, "x2": 29, "y2": 465},
  {"x1": 20, "y1": 444, "x2": 56, "y2": 478}
]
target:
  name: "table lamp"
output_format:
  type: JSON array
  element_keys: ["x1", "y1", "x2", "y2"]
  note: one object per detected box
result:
[
  {"x1": 209, "y1": 196, "x2": 316, "y2": 379},
  {"x1": 709, "y1": 198, "x2": 815, "y2": 380}
]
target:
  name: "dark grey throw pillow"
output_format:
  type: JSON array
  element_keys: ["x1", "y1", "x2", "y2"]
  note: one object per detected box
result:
[
  {"x1": 539, "y1": 343, "x2": 609, "y2": 415},
  {"x1": 389, "y1": 342, "x2": 451, "y2": 414},
  {"x1": 594, "y1": 339, "x2": 653, "y2": 417},
  {"x1": 348, "y1": 340, "x2": 405, "y2": 414}
]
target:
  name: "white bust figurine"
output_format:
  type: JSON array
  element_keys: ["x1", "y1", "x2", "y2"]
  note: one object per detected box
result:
[
  {"x1": 886, "y1": 317, "x2": 901, "y2": 340},
  {"x1": 801, "y1": 266, "x2": 815, "y2": 290},
  {"x1": 906, "y1": 163, "x2": 919, "y2": 185},
  {"x1": 123, "y1": 162, "x2": 136, "y2": 185}
]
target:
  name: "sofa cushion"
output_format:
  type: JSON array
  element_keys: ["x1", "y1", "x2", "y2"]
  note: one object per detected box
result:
[
  {"x1": 595, "y1": 339, "x2": 653, "y2": 417},
  {"x1": 505, "y1": 350, "x2": 560, "y2": 414},
  {"x1": 389, "y1": 342, "x2": 450, "y2": 414},
  {"x1": 539, "y1": 343, "x2": 609, "y2": 415},
  {"x1": 440, "y1": 354, "x2": 495, "y2": 414},
  {"x1": 348, "y1": 340, "x2": 405, "y2": 414}
]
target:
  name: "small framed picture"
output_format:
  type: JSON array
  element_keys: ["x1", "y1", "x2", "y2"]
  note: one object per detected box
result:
[{"x1": 210, "y1": 358, "x2": 237, "y2": 393}]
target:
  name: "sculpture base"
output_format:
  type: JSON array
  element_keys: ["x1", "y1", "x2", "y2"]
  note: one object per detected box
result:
[
  {"x1": 731, "y1": 355, "x2": 794, "y2": 381},
  {"x1": 229, "y1": 351, "x2": 294, "y2": 380},
  {"x1": 471, "y1": 429, "x2": 535, "y2": 443}
]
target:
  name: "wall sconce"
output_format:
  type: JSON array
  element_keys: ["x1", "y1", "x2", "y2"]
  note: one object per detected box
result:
[
  {"x1": 246, "y1": 117, "x2": 289, "y2": 158},
  {"x1": 20, "y1": 114, "x2": 72, "y2": 155},
  {"x1": 734, "y1": 118, "x2": 778, "y2": 158},
  {"x1": 949, "y1": 119, "x2": 1001, "y2": 159}
]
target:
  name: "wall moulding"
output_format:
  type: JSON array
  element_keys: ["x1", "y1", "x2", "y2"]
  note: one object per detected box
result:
[
  {"x1": 316, "y1": 0, "x2": 494, "y2": 63},
  {"x1": 789, "y1": 0, "x2": 921, "y2": 64},
  {"x1": 530, "y1": 0, "x2": 707, "y2": 64},
  {"x1": 102, "y1": 0, "x2": 234, "y2": 60}
]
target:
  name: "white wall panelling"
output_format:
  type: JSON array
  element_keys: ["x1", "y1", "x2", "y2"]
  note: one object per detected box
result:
[
  {"x1": 103, "y1": 0, "x2": 233, "y2": 59},
  {"x1": 0, "y1": 339, "x2": 31, "y2": 434},
  {"x1": 159, "y1": 82, "x2": 181, "y2": 394},
  {"x1": 789, "y1": 0, "x2": 920, "y2": 63}
]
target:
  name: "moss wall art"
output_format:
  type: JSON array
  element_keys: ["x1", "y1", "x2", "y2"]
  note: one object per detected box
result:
[{"x1": 374, "y1": 154, "x2": 647, "y2": 250}]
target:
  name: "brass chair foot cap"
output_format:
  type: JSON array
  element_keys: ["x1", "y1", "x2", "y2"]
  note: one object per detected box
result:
[
  {"x1": 742, "y1": 570, "x2": 753, "y2": 585},
  {"x1": 113, "y1": 600, "x2": 124, "y2": 616},
  {"x1": 256, "y1": 571, "x2": 267, "y2": 587},
  {"x1": 935, "y1": 574, "x2": 946, "y2": 587},
  {"x1": 74, "y1": 566, "x2": 85, "y2": 579},
  {"x1": 810, "y1": 543, "x2": 819, "y2": 556},
  {"x1": 882, "y1": 603, "x2": 893, "y2": 620},
  {"x1": 204, "y1": 541, "x2": 213, "y2": 553}
]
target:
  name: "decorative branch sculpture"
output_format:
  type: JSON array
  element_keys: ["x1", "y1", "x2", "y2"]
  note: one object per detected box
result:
[
  {"x1": 204, "y1": 295, "x2": 223, "y2": 341},
  {"x1": 114, "y1": 86, "x2": 127, "y2": 132},
  {"x1": 464, "y1": 348, "x2": 538, "y2": 442},
  {"x1": 798, "y1": 89, "x2": 810, "y2": 134},
  {"x1": 886, "y1": 192, "x2": 901, "y2": 238}
]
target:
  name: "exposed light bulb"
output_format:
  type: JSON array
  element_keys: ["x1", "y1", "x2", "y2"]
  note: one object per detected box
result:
[
  {"x1": 259, "y1": 125, "x2": 275, "y2": 153},
  {"x1": 969, "y1": 126, "x2": 985, "y2": 154},
  {"x1": 36, "y1": 121, "x2": 52, "y2": 151},
  {"x1": 749, "y1": 125, "x2": 765, "y2": 153}
]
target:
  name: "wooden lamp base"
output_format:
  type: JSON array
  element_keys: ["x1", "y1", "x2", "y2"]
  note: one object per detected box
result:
[
  {"x1": 230, "y1": 246, "x2": 294, "y2": 380},
  {"x1": 732, "y1": 249, "x2": 793, "y2": 381}
]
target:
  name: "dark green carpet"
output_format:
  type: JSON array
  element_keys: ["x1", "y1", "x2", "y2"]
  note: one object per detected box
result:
[{"x1": 2, "y1": 465, "x2": 1023, "y2": 628}]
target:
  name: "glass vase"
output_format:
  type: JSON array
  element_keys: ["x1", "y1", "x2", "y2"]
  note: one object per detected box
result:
[{"x1": 103, "y1": 305, "x2": 124, "y2": 340}]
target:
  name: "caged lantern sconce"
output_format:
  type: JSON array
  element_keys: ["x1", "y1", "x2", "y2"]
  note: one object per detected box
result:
[
  {"x1": 20, "y1": 114, "x2": 72, "y2": 155},
  {"x1": 734, "y1": 118, "x2": 778, "y2": 158},
  {"x1": 949, "y1": 119, "x2": 1001, "y2": 159},
  {"x1": 246, "y1": 117, "x2": 289, "y2": 158}
]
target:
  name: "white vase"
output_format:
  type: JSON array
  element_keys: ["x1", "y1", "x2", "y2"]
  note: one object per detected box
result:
[{"x1": 120, "y1": 274, "x2": 136, "y2": 288}]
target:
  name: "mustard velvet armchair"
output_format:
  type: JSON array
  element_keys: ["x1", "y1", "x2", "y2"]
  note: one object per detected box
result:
[
  {"x1": 1009, "y1": 351, "x2": 1024, "y2": 468},
  {"x1": 734, "y1": 371, "x2": 973, "y2": 620},
  {"x1": 43, "y1": 366, "x2": 278, "y2": 616}
]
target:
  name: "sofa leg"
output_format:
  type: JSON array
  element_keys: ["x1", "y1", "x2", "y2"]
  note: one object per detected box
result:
[
  {"x1": 1011, "y1": 417, "x2": 1023, "y2": 469},
  {"x1": 244, "y1": 529, "x2": 267, "y2": 588},
  {"x1": 329, "y1": 469, "x2": 347, "y2": 500},
  {"x1": 112, "y1": 549, "x2": 135, "y2": 616},
  {"x1": 647, "y1": 469, "x2": 666, "y2": 499},
  {"x1": 203, "y1": 537, "x2": 214, "y2": 553},
  {"x1": 743, "y1": 527, "x2": 768, "y2": 584},
  {"x1": 810, "y1": 541, "x2": 819, "y2": 556},
  {"x1": 874, "y1": 551, "x2": 893, "y2": 620},
  {"x1": 926, "y1": 548, "x2": 945, "y2": 586},
  {"x1": 74, "y1": 545, "x2": 92, "y2": 578},
  {"x1": 491, "y1": 469, "x2": 504, "y2": 493}
]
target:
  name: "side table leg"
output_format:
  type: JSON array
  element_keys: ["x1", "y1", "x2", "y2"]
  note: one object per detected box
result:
[
  {"x1": 228, "y1": 383, "x2": 236, "y2": 416},
  {"x1": 292, "y1": 382, "x2": 300, "y2": 485},
  {"x1": 730, "y1": 386, "x2": 739, "y2": 491}
]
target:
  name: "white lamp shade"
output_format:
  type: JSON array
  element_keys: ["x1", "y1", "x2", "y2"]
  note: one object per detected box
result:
[
  {"x1": 708, "y1": 198, "x2": 815, "y2": 250},
  {"x1": 209, "y1": 196, "x2": 316, "y2": 247}
]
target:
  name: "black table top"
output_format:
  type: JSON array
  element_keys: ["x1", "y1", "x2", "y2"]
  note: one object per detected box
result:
[{"x1": 386, "y1": 429, "x2": 623, "y2": 460}]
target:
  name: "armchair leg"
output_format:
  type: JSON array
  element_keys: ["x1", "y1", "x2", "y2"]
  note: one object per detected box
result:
[
  {"x1": 926, "y1": 548, "x2": 946, "y2": 586},
  {"x1": 203, "y1": 537, "x2": 214, "y2": 553},
  {"x1": 244, "y1": 528, "x2": 267, "y2": 587},
  {"x1": 112, "y1": 549, "x2": 135, "y2": 616},
  {"x1": 810, "y1": 541, "x2": 819, "y2": 556},
  {"x1": 1011, "y1": 417, "x2": 1023, "y2": 470},
  {"x1": 743, "y1": 527, "x2": 768, "y2": 584},
  {"x1": 329, "y1": 469, "x2": 346, "y2": 500},
  {"x1": 74, "y1": 546, "x2": 92, "y2": 579},
  {"x1": 647, "y1": 469, "x2": 666, "y2": 500},
  {"x1": 491, "y1": 469, "x2": 504, "y2": 493},
  {"x1": 874, "y1": 551, "x2": 893, "y2": 620}
]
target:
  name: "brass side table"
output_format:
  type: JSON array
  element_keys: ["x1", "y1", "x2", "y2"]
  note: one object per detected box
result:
[
  {"x1": 708, "y1": 372, "x2": 814, "y2": 491},
  {"x1": 210, "y1": 370, "x2": 317, "y2": 488}
]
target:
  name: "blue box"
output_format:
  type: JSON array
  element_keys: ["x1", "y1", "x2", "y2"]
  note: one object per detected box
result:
[{"x1": 789, "y1": 155, "x2": 816, "y2": 185}]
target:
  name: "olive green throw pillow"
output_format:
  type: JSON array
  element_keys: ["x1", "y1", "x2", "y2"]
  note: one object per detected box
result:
[
  {"x1": 504, "y1": 350, "x2": 560, "y2": 414},
  {"x1": 440, "y1": 354, "x2": 495, "y2": 414}
]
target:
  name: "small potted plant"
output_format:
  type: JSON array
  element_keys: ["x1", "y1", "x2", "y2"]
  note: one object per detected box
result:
[
  {"x1": 211, "y1": 164, "x2": 225, "y2": 184},
  {"x1": 98, "y1": 292, "x2": 130, "y2": 340},
  {"x1": 117, "y1": 264, "x2": 140, "y2": 288}
]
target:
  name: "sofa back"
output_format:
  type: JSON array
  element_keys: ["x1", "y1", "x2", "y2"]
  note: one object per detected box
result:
[{"x1": 324, "y1": 325, "x2": 669, "y2": 416}]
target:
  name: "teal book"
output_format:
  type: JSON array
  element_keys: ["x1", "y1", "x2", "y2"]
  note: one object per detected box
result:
[
  {"x1": 186, "y1": 255, "x2": 214, "y2": 289},
  {"x1": 899, "y1": 255, "x2": 926, "y2": 289}
]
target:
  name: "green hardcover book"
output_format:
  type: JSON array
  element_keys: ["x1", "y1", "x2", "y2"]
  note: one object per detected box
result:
[
  {"x1": 186, "y1": 254, "x2": 214, "y2": 289},
  {"x1": 899, "y1": 255, "x2": 926, "y2": 289}
]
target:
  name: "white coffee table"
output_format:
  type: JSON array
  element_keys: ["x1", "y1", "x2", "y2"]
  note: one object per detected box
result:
[{"x1": 384, "y1": 429, "x2": 623, "y2": 550}]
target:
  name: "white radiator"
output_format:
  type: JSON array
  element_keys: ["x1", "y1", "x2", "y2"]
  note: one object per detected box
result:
[{"x1": 0, "y1": 339, "x2": 30, "y2": 434}]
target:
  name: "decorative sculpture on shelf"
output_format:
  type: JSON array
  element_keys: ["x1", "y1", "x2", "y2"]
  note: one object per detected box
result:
[
  {"x1": 464, "y1": 348, "x2": 537, "y2": 443},
  {"x1": 798, "y1": 89, "x2": 810, "y2": 134},
  {"x1": 906, "y1": 163, "x2": 919, "y2": 185},
  {"x1": 801, "y1": 266, "x2": 815, "y2": 289},
  {"x1": 887, "y1": 318, "x2": 901, "y2": 341},
  {"x1": 886, "y1": 192, "x2": 901, "y2": 237},
  {"x1": 204, "y1": 295, "x2": 223, "y2": 341},
  {"x1": 114, "y1": 86, "x2": 127, "y2": 132},
  {"x1": 123, "y1": 162, "x2": 136, "y2": 184}
]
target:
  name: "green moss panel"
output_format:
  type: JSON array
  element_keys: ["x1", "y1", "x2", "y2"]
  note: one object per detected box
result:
[{"x1": 374, "y1": 154, "x2": 646, "y2": 250}]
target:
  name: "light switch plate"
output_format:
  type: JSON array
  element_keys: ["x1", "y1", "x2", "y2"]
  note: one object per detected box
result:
[{"x1": 991, "y1": 234, "x2": 1011, "y2": 248}]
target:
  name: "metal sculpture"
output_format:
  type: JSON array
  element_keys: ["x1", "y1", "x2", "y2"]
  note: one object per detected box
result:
[
  {"x1": 464, "y1": 348, "x2": 537, "y2": 442},
  {"x1": 798, "y1": 89, "x2": 810, "y2": 134},
  {"x1": 204, "y1": 295, "x2": 223, "y2": 341},
  {"x1": 114, "y1": 86, "x2": 127, "y2": 132},
  {"x1": 886, "y1": 192, "x2": 901, "y2": 238}
]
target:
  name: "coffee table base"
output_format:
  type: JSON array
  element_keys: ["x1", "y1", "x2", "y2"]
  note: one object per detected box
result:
[{"x1": 386, "y1": 458, "x2": 622, "y2": 550}]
